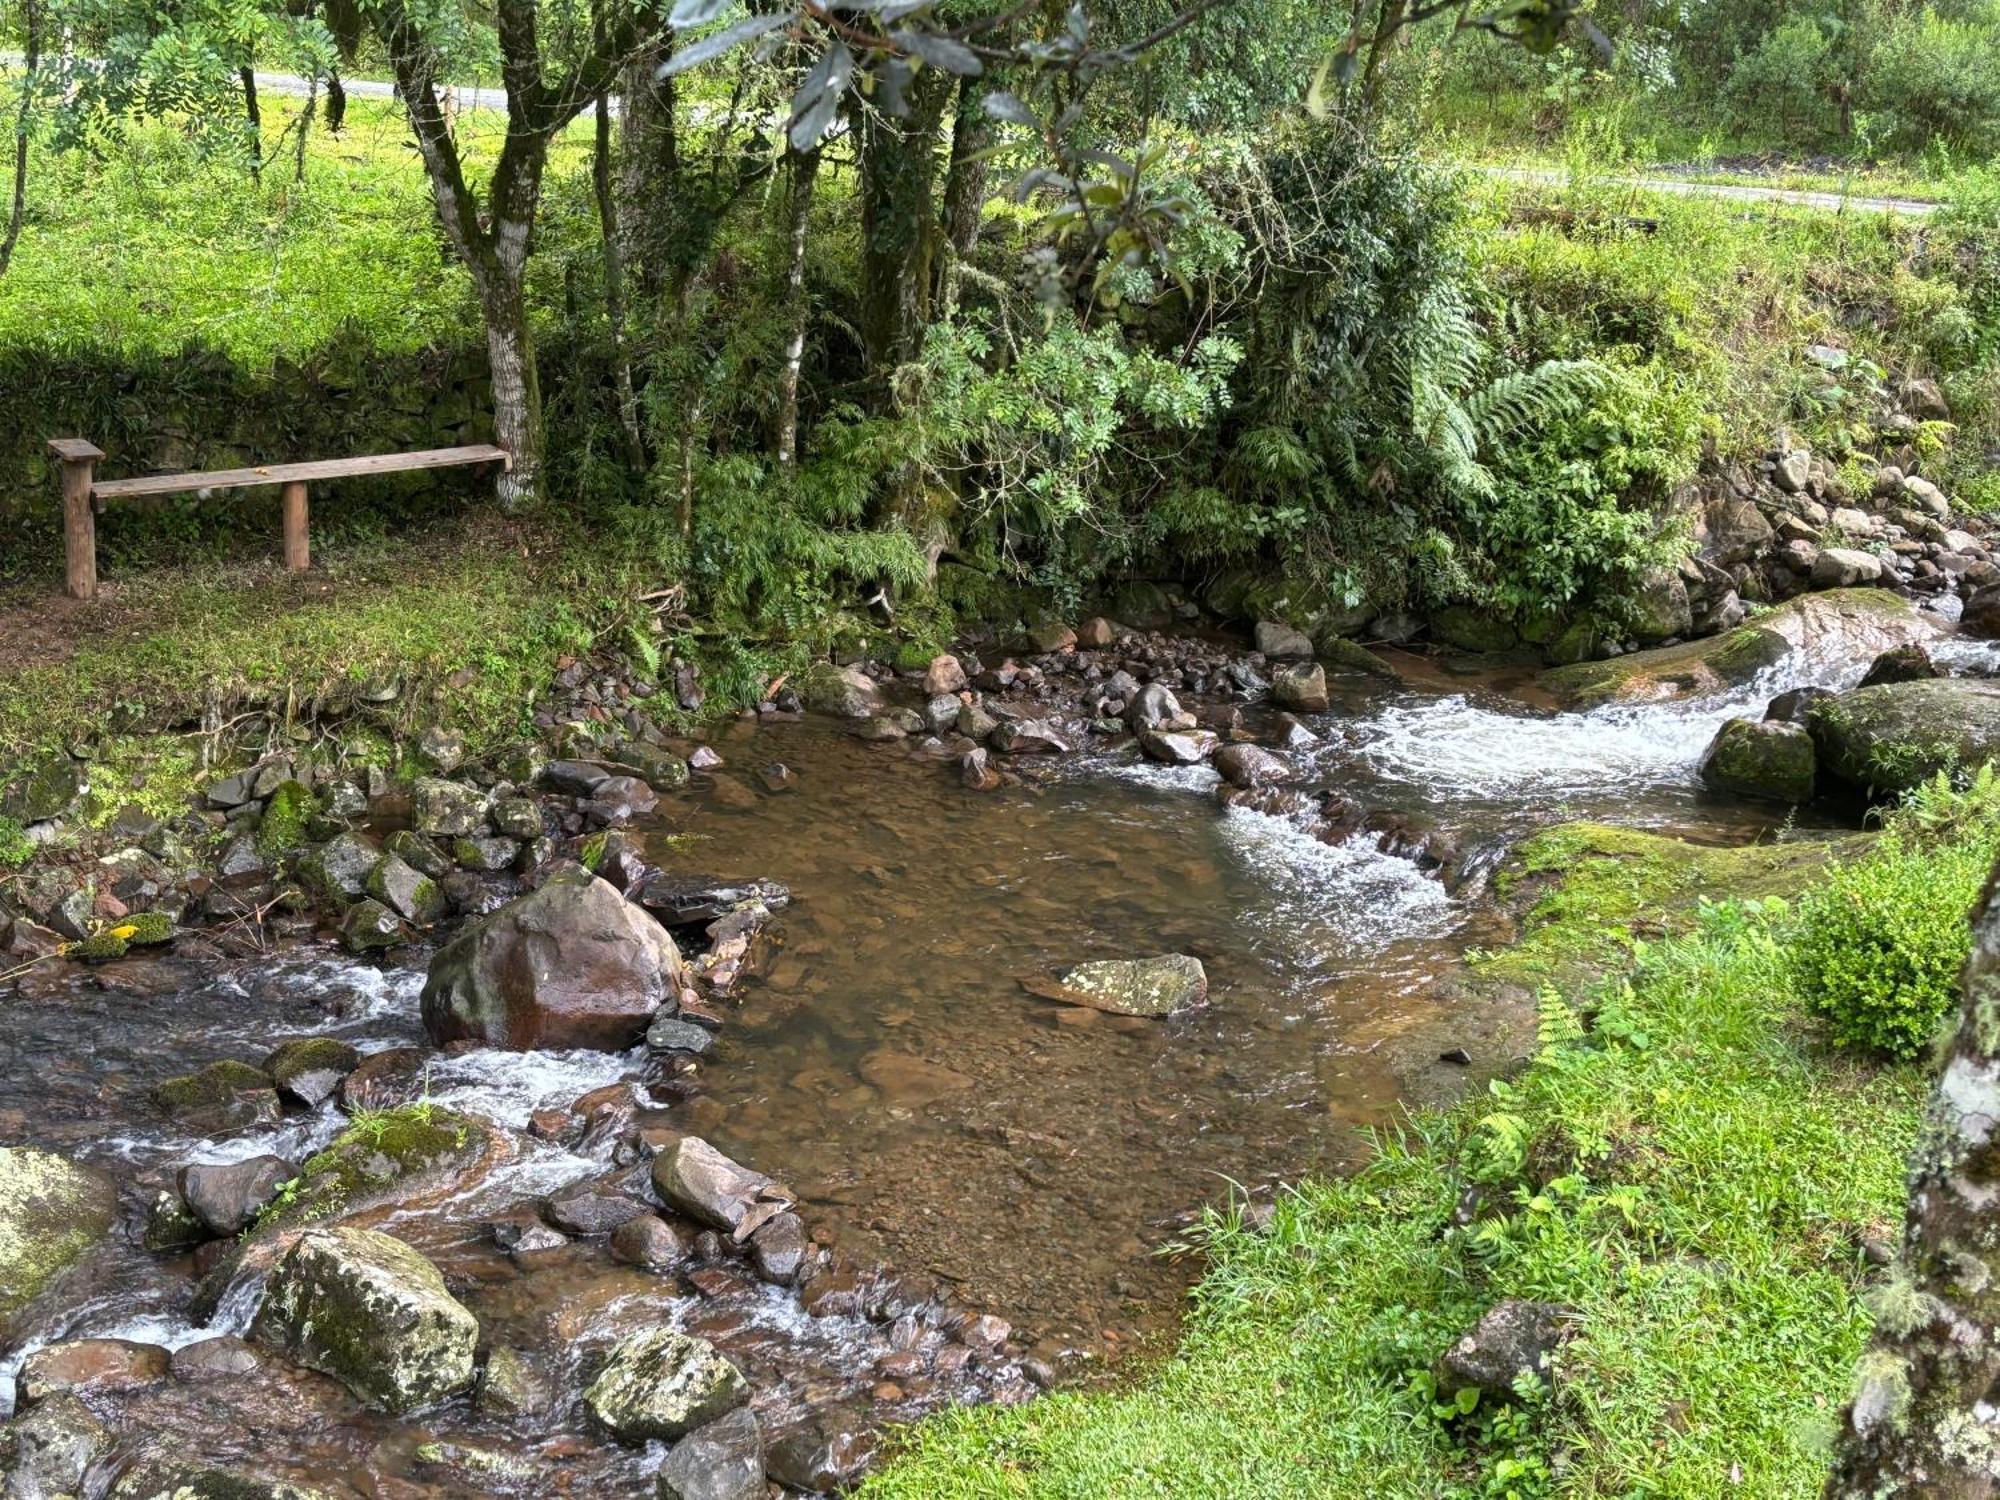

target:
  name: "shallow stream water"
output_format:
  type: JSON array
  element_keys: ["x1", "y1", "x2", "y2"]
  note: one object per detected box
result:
[{"x1": 1, "y1": 630, "x2": 1971, "y2": 1493}]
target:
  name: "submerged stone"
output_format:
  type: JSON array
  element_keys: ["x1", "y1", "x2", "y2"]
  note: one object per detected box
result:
[
  {"x1": 1030, "y1": 954, "x2": 1209, "y2": 1017},
  {"x1": 262, "y1": 1037, "x2": 360, "y2": 1108},
  {"x1": 585, "y1": 1328, "x2": 749, "y2": 1443},
  {"x1": 252, "y1": 1226, "x2": 479, "y2": 1414}
]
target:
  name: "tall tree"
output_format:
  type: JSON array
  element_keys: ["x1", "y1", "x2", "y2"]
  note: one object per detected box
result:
[
  {"x1": 0, "y1": 0, "x2": 41, "y2": 281},
  {"x1": 367, "y1": 0, "x2": 666, "y2": 506},
  {"x1": 1825, "y1": 871, "x2": 2000, "y2": 1498}
]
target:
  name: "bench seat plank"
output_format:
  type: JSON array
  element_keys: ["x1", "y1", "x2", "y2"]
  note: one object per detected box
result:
[{"x1": 89, "y1": 444, "x2": 509, "y2": 500}]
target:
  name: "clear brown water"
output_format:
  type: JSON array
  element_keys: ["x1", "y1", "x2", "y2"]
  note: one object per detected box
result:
[{"x1": 0, "y1": 642, "x2": 1890, "y2": 1493}]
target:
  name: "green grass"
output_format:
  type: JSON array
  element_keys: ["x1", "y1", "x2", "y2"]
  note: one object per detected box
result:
[{"x1": 866, "y1": 828, "x2": 1925, "y2": 1499}]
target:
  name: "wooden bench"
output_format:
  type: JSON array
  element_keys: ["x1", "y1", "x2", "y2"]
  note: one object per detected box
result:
[{"x1": 47, "y1": 439, "x2": 511, "y2": 600}]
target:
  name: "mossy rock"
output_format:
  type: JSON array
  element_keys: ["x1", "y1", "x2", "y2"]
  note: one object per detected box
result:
[
  {"x1": 1698, "y1": 718, "x2": 1816, "y2": 804},
  {"x1": 0, "y1": 1147, "x2": 118, "y2": 1336},
  {"x1": 0, "y1": 756, "x2": 81, "y2": 823},
  {"x1": 151, "y1": 1061, "x2": 280, "y2": 1135},
  {"x1": 258, "y1": 1105, "x2": 481, "y2": 1231},
  {"x1": 67, "y1": 931, "x2": 131, "y2": 962},
  {"x1": 1429, "y1": 606, "x2": 1518, "y2": 654},
  {"x1": 255, "y1": 780, "x2": 316, "y2": 857},
  {"x1": 1806, "y1": 677, "x2": 2000, "y2": 797},
  {"x1": 1318, "y1": 637, "x2": 1401, "y2": 681}
]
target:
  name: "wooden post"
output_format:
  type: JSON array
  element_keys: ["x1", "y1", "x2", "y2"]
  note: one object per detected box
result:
[
  {"x1": 281, "y1": 480, "x2": 309, "y2": 572},
  {"x1": 48, "y1": 438, "x2": 104, "y2": 601}
]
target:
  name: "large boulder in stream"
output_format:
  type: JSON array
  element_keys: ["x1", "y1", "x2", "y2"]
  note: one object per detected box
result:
[
  {"x1": 655, "y1": 1408, "x2": 767, "y2": 1500},
  {"x1": 0, "y1": 1391, "x2": 113, "y2": 1496},
  {"x1": 1697, "y1": 718, "x2": 1816, "y2": 804},
  {"x1": 1538, "y1": 589, "x2": 1934, "y2": 709},
  {"x1": 584, "y1": 1328, "x2": 749, "y2": 1443},
  {"x1": 421, "y1": 865, "x2": 684, "y2": 1050},
  {"x1": 0, "y1": 1147, "x2": 118, "y2": 1340},
  {"x1": 251, "y1": 1226, "x2": 479, "y2": 1414},
  {"x1": 652, "y1": 1138, "x2": 795, "y2": 1242},
  {"x1": 1806, "y1": 677, "x2": 2000, "y2": 797}
]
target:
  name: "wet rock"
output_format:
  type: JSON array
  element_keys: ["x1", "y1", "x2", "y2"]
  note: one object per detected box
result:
[
  {"x1": 452, "y1": 835, "x2": 519, "y2": 873},
  {"x1": 688, "y1": 746, "x2": 725, "y2": 772},
  {"x1": 956, "y1": 702, "x2": 1000, "y2": 742},
  {"x1": 368, "y1": 853, "x2": 445, "y2": 925},
  {"x1": 170, "y1": 1335, "x2": 262, "y2": 1381},
  {"x1": 652, "y1": 1137, "x2": 794, "y2": 1242},
  {"x1": 489, "y1": 796, "x2": 544, "y2": 840},
  {"x1": 509, "y1": 1223, "x2": 569, "y2": 1259},
  {"x1": 1026, "y1": 621, "x2": 1077, "y2": 653},
  {"x1": 1429, "y1": 607, "x2": 1519, "y2": 654},
  {"x1": 299, "y1": 831, "x2": 381, "y2": 903},
  {"x1": 765, "y1": 1414, "x2": 877, "y2": 1493},
  {"x1": 1808, "y1": 677, "x2": 2000, "y2": 796},
  {"x1": 991, "y1": 720, "x2": 1072, "y2": 755},
  {"x1": 542, "y1": 760, "x2": 614, "y2": 796},
  {"x1": 17, "y1": 1338, "x2": 170, "y2": 1405},
  {"x1": 748, "y1": 1212, "x2": 810, "y2": 1285},
  {"x1": 800, "y1": 664, "x2": 883, "y2": 720},
  {"x1": 1764, "y1": 685, "x2": 1835, "y2": 724},
  {"x1": 960, "y1": 747, "x2": 1002, "y2": 792},
  {"x1": 150, "y1": 1061, "x2": 281, "y2": 1136},
  {"x1": 543, "y1": 1182, "x2": 650, "y2": 1236},
  {"x1": 476, "y1": 1345, "x2": 549, "y2": 1418},
  {"x1": 1124, "y1": 682, "x2": 1184, "y2": 732},
  {"x1": 1213, "y1": 743, "x2": 1293, "y2": 788},
  {"x1": 339, "y1": 898, "x2": 406, "y2": 954},
  {"x1": 422, "y1": 866, "x2": 684, "y2": 1051},
  {"x1": 1270, "y1": 663, "x2": 1329, "y2": 713},
  {"x1": 385, "y1": 829, "x2": 452, "y2": 879},
  {"x1": 619, "y1": 743, "x2": 692, "y2": 789},
  {"x1": 1273, "y1": 713, "x2": 1320, "y2": 749},
  {"x1": 656, "y1": 1407, "x2": 766, "y2": 1500},
  {"x1": 1030, "y1": 954, "x2": 1208, "y2": 1017},
  {"x1": 585, "y1": 1329, "x2": 749, "y2": 1443},
  {"x1": 0, "y1": 1391, "x2": 112, "y2": 1497},
  {"x1": 588, "y1": 776, "x2": 659, "y2": 826},
  {"x1": 922, "y1": 694, "x2": 962, "y2": 735},
  {"x1": 1812, "y1": 546, "x2": 1884, "y2": 587},
  {"x1": 1435, "y1": 1299, "x2": 1569, "y2": 1401},
  {"x1": 181, "y1": 1154, "x2": 293, "y2": 1237},
  {"x1": 1858, "y1": 642, "x2": 1940, "y2": 687},
  {"x1": 647, "y1": 1016, "x2": 715, "y2": 1055},
  {"x1": 1965, "y1": 583, "x2": 2000, "y2": 640},
  {"x1": 1253, "y1": 620, "x2": 1313, "y2": 659},
  {"x1": 110, "y1": 1464, "x2": 335, "y2": 1499},
  {"x1": 1138, "y1": 728, "x2": 1217, "y2": 765},
  {"x1": 410, "y1": 778, "x2": 489, "y2": 838},
  {"x1": 611, "y1": 1214, "x2": 688, "y2": 1269},
  {"x1": 338, "y1": 1046, "x2": 429, "y2": 1112},
  {"x1": 921, "y1": 655, "x2": 967, "y2": 695},
  {"x1": 858, "y1": 1049, "x2": 972, "y2": 1106},
  {"x1": 253, "y1": 1226, "x2": 479, "y2": 1414},
  {"x1": 1697, "y1": 719, "x2": 1815, "y2": 805},
  {"x1": 856, "y1": 716, "x2": 908, "y2": 743},
  {"x1": 144, "y1": 1188, "x2": 208, "y2": 1251},
  {"x1": 263, "y1": 1037, "x2": 360, "y2": 1108},
  {"x1": 636, "y1": 874, "x2": 791, "y2": 927}
]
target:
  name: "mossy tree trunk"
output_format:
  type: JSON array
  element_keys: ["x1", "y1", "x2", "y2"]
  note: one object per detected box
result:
[
  {"x1": 1826, "y1": 866, "x2": 2000, "y2": 1498},
  {"x1": 776, "y1": 144, "x2": 820, "y2": 472},
  {"x1": 852, "y1": 70, "x2": 950, "y2": 384},
  {"x1": 937, "y1": 76, "x2": 990, "y2": 316}
]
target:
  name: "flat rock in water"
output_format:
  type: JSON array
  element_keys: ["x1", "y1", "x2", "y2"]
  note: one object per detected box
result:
[
  {"x1": 651, "y1": 1137, "x2": 794, "y2": 1242},
  {"x1": 1023, "y1": 954, "x2": 1209, "y2": 1017},
  {"x1": 584, "y1": 1328, "x2": 748, "y2": 1443},
  {"x1": 637, "y1": 874, "x2": 791, "y2": 926},
  {"x1": 16, "y1": 1338, "x2": 170, "y2": 1405}
]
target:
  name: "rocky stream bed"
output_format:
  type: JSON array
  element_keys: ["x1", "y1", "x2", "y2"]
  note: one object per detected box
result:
[{"x1": 10, "y1": 514, "x2": 2000, "y2": 1494}]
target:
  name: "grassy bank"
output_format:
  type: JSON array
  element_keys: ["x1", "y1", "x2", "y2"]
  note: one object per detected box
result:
[{"x1": 866, "y1": 824, "x2": 1934, "y2": 1499}]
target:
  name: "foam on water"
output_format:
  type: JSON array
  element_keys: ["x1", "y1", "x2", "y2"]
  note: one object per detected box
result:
[
  {"x1": 422, "y1": 1046, "x2": 644, "y2": 1130},
  {"x1": 0, "y1": 1308, "x2": 222, "y2": 1414},
  {"x1": 1216, "y1": 803, "x2": 1455, "y2": 954},
  {"x1": 98, "y1": 1102, "x2": 348, "y2": 1168},
  {"x1": 266, "y1": 958, "x2": 425, "y2": 1022}
]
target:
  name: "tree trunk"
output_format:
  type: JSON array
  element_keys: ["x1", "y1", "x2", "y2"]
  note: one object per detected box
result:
[
  {"x1": 1825, "y1": 866, "x2": 2000, "y2": 1498},
  {"x1": 327, "y1": 72, "x2": 347, "y2": 133},
  {"x1": 776, "y1": 146, "x2": 819, "y2": 472},
  {"x1": 240, "y1": 66, "x2": 263, "y2": 182},
  {"x1": 481, "y1": 269, "x2": 543, "y2": 510},
  {"x1": 617, "y1": 41, "x2": 678, "y2": 306},
  {"x1": 852, "y1": 71, "x2": 950, "y2": 381},
  {"x1": 0, "y1": 0, "x2": 41, "y2": 281},
  {"x1": 937, "y1": 77, "x2": 989, "y2": 315},
  {"x1": 593, "y1": 90, "x2": 646, "y2": 470}
]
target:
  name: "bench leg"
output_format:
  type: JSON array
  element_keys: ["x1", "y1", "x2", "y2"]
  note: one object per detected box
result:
[
  {"x1": 282, "y1": 481, "x2": 309, "y2": 572},
  {"x1": 60, "y1": 458, "x2": 97, "y2": 601}
]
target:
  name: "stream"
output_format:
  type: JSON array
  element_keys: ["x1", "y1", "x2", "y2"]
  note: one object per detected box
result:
[{"x1": 4, "y1": 628, "x2": 1985, "y2": 1494}]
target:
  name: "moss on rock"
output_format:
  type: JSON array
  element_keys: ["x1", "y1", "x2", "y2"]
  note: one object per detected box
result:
[
  {"x1": 0, "y1": 1147, "x2": 118, "y2": 1335},
  {"x1": 255, "y1": 780, "x2": 315, "y2": 857}
]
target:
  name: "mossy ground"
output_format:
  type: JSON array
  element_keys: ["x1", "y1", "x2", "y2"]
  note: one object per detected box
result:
[{"x1": 865, "y1": 824, "x2": 1919, "y2": 1499}]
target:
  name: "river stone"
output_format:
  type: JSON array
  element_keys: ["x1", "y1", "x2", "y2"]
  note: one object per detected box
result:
[
  {"x1": 1539, "y1": 589, "x2": 1934, "y2": 709},
  {"x1": 1807, "y1": 677, "x2": 2000, "y2": 796},
  {"x1": 144, "y1": 1189, "x2": 207, "y2": 1251},
  {"x1": 656, "y1": 1407, "x2": 766, "y2": 1500},
  {"x1": 1037, "y1": 955, "x2": 1209, "y2": 1017},
  {"x1": 410, "y1": 778, "x2": 489, "y2": 838},
  {"x1": 263, "y1": 1037, "x2": 360, "y2": 1107},
  {"x1": 647, "y1": 1016, "x2": 715, "y2": 1055},
  {"x1": 1138, "y1": 729, "x2": 1218, "y2": 765},
  {"x1": 856, "y1": 716, "x2": 907, "y2": 744},
  {"x1": 1765, "y1": 685, "x2": 1836, "y2": 724},
  {"x1": 1812, "y1": 546, "x2": 1884, "y2": 587},
  {"x1": 1124, "y1": 682, "x2": 1185, "y2": 732},
  {"x1": 476, "y1": 1345, "x2": 548, "y2": 1418},
  {"x1": 636, "y1": 874, "x2": 791, "y2": 927},
  {"x1": 748, "y1": 1213, "x2": 810, "y2": 1286},
  {"x1": 385, "y1": 829, "x2": 452, "y2": 879},
  {"x1": 543, "y1": 1183, "x2": 649, "y2": 1236},
  {"x1": 611, "y1": 1214, "x2": 687, "y2": 1269},
  {"x1": 1858, "y1": 643, "x2": 1940, "y2": 687},
  {"x1": 800, "y1": 664, "x2": 883, "y2": 720},
  {"x1": 991, "y1": 720, "x2": 1071, "y2": 755},
  {"x1": 181, "y1": 1155, "x2": 293, "y2": 1237},
  {"x1": 0, "y1": 1390, "x2": 111, "y2": 1495},
  {"x1": 17, "y1": 1338, "x2": 170, "y2": 1406},
  {"x1": 1435, "y1": 1299, "x2": 1569, "y2": 1401},
  {"x1": 0, "y1": 1149, "x2": 117, "y2": 1338},
  {"x1": 170, "y1": 1335, "x2": 262, "y2": 1381},
  {"x1": 1253, "y1": 620, "x2": 1314, "y2": 659},
  {"x1": 252, "y1": 1226, "x2": 479, "y2": 1414},
  {"x1": 421, "y1": 865, "x2": 684, "y2": 1051},
  {"x1": 1026, "y1": 621, "x2": 1077, "y2": 653},
  {"x1": 652, "y1": 1137, "x2": 794, "y2": 1241},
  {"x1": 541, "y1": 760, "x2": 614, "y2": 796},
  {"x1": 922, "y1": 694, "x2": 962, "y2": 734},
  {"x1": 151, "y1": 1061, "x2": 281, "y2": 1136},
  {"x1": 301, "y1": 831, "x2": 381, "y2": 903},
  {"x1": 111, "y1": 1465, "x2": 336, "y2": 1499},
  {"x1": 368, "y1": 853, "x2": 445, "y2": 924},
  {"x1": 1965, "y1": 584, "x2": 2000, "y2": 639},
  {"x1": 585, "y1": 1328, "x2": 749, "y2": 1443},
  {"x1": 1271, "y1": 663, "x2": 1329, "y2": 713},
  {"x1": 340, "y1": 898, "x2": 405, "y2": 954},
  {"x1": 452, "y1": 835, "x2": 520, "y2": 873},
  {"x1": 1213, "y1": 744, "x2": 1292, "y2": 788},
  {"x1": 921, "y1": 654, "x2": 967, "y2": 695},
  {"x1": 489, "y1": 796, "x2": 544, "y2": 840},
  {"x1": 1697, "y1": 719, "x2": 1815, "y2": 804},
  {"x1": 1428, "y1": 606, "x2": 1518, "y2": 654}
]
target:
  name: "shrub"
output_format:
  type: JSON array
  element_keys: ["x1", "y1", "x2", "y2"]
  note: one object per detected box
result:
[
  {"x1": 1864, "y1": 3, "x2": 2000, "y2": 150},
  {"x1": 1788, "y1": 777, "x2": 2000, "y2": 1057}
]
